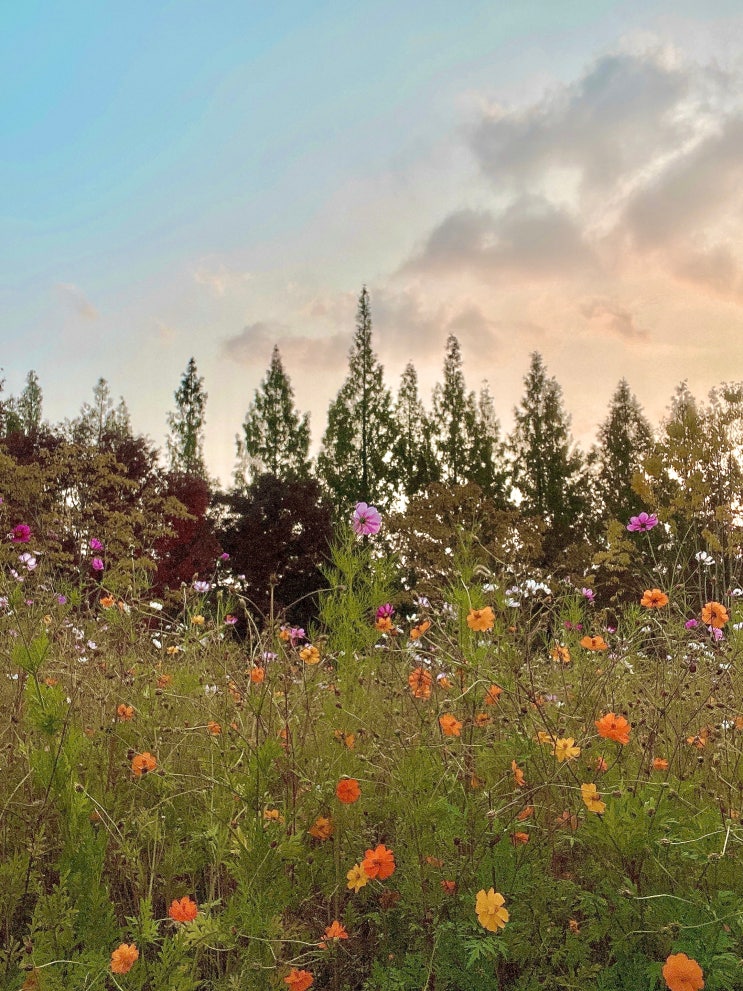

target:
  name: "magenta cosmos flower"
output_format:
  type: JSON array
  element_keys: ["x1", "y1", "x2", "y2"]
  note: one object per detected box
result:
[
  {"x1": 626, "y1": 512, "x2": 658, "y2": 533},
  {"x1": 352, "y1": 502, "x2": 381, "y2": 536},
  {"x1": 90, "y1": 557, "x2": 105, "y2": 572},
  {"x1": 10, "y1": 524, "x2": 31, "y2": 543}
]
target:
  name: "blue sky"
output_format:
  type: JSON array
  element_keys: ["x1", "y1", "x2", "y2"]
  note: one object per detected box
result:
[{"x1": 4, "y1": 1, "x2": 743, "y2": 481}]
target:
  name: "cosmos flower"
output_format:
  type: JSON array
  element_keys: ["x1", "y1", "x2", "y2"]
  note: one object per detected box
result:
[
  {"x1": 110, "y1": 943, "x2": 138, "y2": 974},
  {"x1": 168, "y1": 896, "x2": 198, "y2": 922},
  {"x1": 475, "y1": 888, "x2": 509, "y2": 931},
  {"x1": 352, "y1": 502, "x2": 381, "y2": 536},
  {"x1": 626, "y1": 512, "x2": 658, "y2": 532}
]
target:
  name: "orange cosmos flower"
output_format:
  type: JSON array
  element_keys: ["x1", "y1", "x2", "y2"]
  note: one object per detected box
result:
[
  {"x1": 131, "y1": 752, "x2": 157, "y2": 777},
  {"x1": 511, "y1": 760, "x2": 526, "y2": 787},
  {"x1": 467, "y1": 606, "x2": 495, "y2": 632},
  {"x1": 662, "y1": 952, "x2": 704, "y2": 991},
  {"x1": 553, "y1": 738, "x2": 581, "y2": 762},
  {"x1": 652, "y1": 757, "x2": 669, "y2": 771},
  {"x1": 100, "y1": 595, "x2": 115, "y2": 609},
  {"x1": 249, "y1": 666, "x2": 265, "y2": 683},
  {"x1": 336, "y1": 778, "x2": 361, "y2": 804},
  {"x1": 484, "y1": 684, "x2": 502, "y2": 705},
  {"x1": 110, "y1": 943, "x2": 139, "y2": 974},
  {"x1": 284, "y1": 968, "x2": 314, "y2": 991},
  {"x1": 117, "y1": 703, "x2": 134, "y2": 721},
  {"x1": 580, "y1": 783, "x2": 606, "y2": 814},
  {"x1": 551, "y1": 644, "x2": 571, "y2": 664},
  {"x1": 156, "y1": 673, "x2": 172, "y2": 689},
  {"x1": 641, "y1": 588, "x2": 669, "y2": 608},
  {"x1": 308, "y1": 816, "x2": 333, "y2": 840},
  {"x1": 569, "y1": 918, "x2": 580, "y2": 934},
  {"x1": 168, "y1": 896, "x2": 198, "y2": 922},
  {"x1": 441, "y1": 879, "x2": 456, "y2": 894},
  {"x1": 475, "y1": 888, "x2": 509, "y2": 931},
  {"x1": 375, "y1": 615, "x2": 394, "y2": 633},
  {"x1": 408, "y1": 667, "x2": 432, "y2": 699},
  {"x1": 263, "y1": 808, "x2": 284, "y2": 824},
  {"x1": 207, "y1": 721, "x2": 221, "y2": 735},
  {"x1": 319, "y1": 920, "x2": 348, "y2": 948},
  {"x1": 516, "y1": 805, "x2": 534, "y2": 821},
  {"x1": 300, "y1": 645, "x2": 320, "y2": 665},
  {"x1": 410, "y1": 619, "x2": 431, "y2": 639},
  {"x1": 474, "y1": 712, "x2": 491, "y2": 727},
  {"x1": 595, "y1": 712, "x2": 631, "y2": 745},
  {"x1": 510, "y1": 831, "x2": 529, "y2": 845},
  {"x1": 701, "y1": 601, "x2": 728, "y2": 628},
  {"x1": 580, "y1": 635, "x2": 608, "y2": 651},
  {"x1": 439, "y1": 714, "x2": 462, "y2": 737},
  {"x1": 362, "y1": 843, "x2": 395, "y2": 880}
]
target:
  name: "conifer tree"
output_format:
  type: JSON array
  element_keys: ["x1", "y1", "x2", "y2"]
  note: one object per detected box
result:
[
  {"x1": 318, "y1": 287, "x2": 396, "y2": 509},
  {"x1": 469, "y1": 382, "x2": 509, "y2": 505},
  {"x1": 69, "y1": 378, "x2": 132, "y2": 448},
  {"x1": 593, "y1": 379, "x2": 653, "y2": 524},
  {"x1": 235, "y1": 345, "x2": 310, "y2": 486},
  {"x1": 166, "y1": 357, "x2": 208, "y2": 478},
  {"x1": 508, "y1": 352, "x2": 586, "y2": 559},
  {"x1": 15, "y1": 370, "x2": 43, "y2": 435},
  {"x1": 391, "y1": 362, "x2": 439, "y2": 499}
]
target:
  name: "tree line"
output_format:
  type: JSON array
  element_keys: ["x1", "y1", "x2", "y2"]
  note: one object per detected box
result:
[{"x1": 2, "y1": 286, "x2": 742, "y2": 625}]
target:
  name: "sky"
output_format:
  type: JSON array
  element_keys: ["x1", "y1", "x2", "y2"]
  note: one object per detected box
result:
[{"x1": 4, "y1": 0, "x2": 743, "y2": 483}]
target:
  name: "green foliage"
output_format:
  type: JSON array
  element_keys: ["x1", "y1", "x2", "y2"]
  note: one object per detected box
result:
[{"x1": 166, "y1": 357, "x2": 208, "y2": 478}]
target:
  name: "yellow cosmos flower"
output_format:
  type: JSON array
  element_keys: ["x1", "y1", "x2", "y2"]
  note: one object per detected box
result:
[
  {"x1": 553, "y1": 737, "x2": 581, "y2": 762},
  {"x1": 346, "y1": 862, "x2": 369, "y2": 892},
  {"x1": 475, "y1": 888, "x2": 509, "y2": 931},
  {"x1": 580, "y1": 782, "x2": 606, "y2": 814}
]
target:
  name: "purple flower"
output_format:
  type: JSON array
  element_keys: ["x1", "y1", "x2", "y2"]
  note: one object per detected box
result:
[
  {"x1": 56, "y1": 594, "x2": 68, "y2": 605},
  {"x1": 626, "y1": 512, "x2": 658, "y2": 533},
  {"x1": 709, "y1": 625, "x2": 724, "y2": 642},
  {"x1": 581, "y1": 587, "x2": 595, "y2": 603},
  {"x1": 376, "y1": 603, "x2": 395, "y2": 619},
  {"x1": 89, "y1": 538, "x2": 104, "y2": 551},
  {"x1": 224, "y1": 614, "x2": 238, "y2": 625},
  {"x1": 219, "y1": 552, "x2": 230, "y2": 561},
  {"x1": 90, "y1": 557, "x2": 104, "y2": 572},
  {"x1": 685, "y1": 619, "x2": 699, "y2": 629},
  {"x1": 10, "y1": 524, "x2": 31, "y2": 543},
  {"x1": 193, "y1": 580, "x2": 211, "y2": 593},
  {"x1": 352, "y1": 502, "x2": 381, "y2": 536}
]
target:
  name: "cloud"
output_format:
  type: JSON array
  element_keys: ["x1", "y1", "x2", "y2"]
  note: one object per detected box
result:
[
  {"x1": 55, "y1": 282, "x2": 98, "y2": 320},
  {"x1": 580, "y1": 297, "x2": 649, "y2": 342},
  {"x1": 402, "y1": 197, "x2": 597, "y2": 281},
  {"x1": 194, "y1": 265, "x2": 253, "y2": 296},
  {"x1": 221, "y1": 321, "x2": 289, "y2": 363}
]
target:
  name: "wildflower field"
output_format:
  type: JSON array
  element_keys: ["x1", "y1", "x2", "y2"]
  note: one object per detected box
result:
[{"x1": 2, "y1": 502, "x2": 743, "y2": 991}]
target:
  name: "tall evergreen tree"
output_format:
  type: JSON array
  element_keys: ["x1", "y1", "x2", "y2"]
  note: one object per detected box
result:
[
  {"x1": 68, "y1": 378, "x2": 132, "y2": 448},
  {"x1": 470, "y1": 382, "x2": 509, "y2": 504},
  {"x1": 391, "y1": 362, "x2": 439, "y2": 499},
  {"x1": 235, "y1": 345, "x2": 311, "y2": 486},
  {"x1": 14, "y1": 370, "x2": 43, "y2": 435},
  {"x1": 318, "y1": 287, "x2": 396, "y2": 509},
  {"x1": 593, "y1": 379, "x2": 653, "y2": 524},
  {"x1": 166, "y1": 357, "x2": 208, "y2": 478},
  {"x1": 508, "y1": 352, "x2": 586, "y2": 560}
]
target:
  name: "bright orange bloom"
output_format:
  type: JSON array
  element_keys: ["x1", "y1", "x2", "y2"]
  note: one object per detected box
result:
[
  {"x1": 207, "y1": 721, "x2": 221, "y2": 735},
  {"x1": 156, "y1": 673, "x2": 172, "y2": 689},
  {"x1": 516, "y1": 805, "x2": 534, "y2": 821},
  {"x1": 336, "y1": 778, "x2": 361, "y2": 804},
  {"x1": 441, "y1": 879, "x2": 456, "y2": 894},
  {"x1": 701, "y1": 601, "x2": 728, "y2": 628},
  {"x1": 249, "y1": 666, "x2": 265, "y2": 684},
  {"x1": 375, "y1": 616, "x2": 394, "y2": 633},
  {"x1": 110, "y1": 943, "x2": 139, "y2": 974},
  {"x1": 408, "y1": 667, "x2": 432, "y2": 699},
  {"x1": 410, "y1": 619, "x2": 431, "y2": 639},
  {"x1": 511, "y1": 760, "x2": 526, "y2": 787},
  {"x1": 168, "y1": 896, "x2": 198, "y2": 922},
  {"x1": 44, "y1": 676, "x2": 58, "y2": 686},
  {"x1": 551, "y1": 644, "x2": 571, "y2": 664},
  {"x1": 467, "y1": 606, "x2": 495, "y2": 632},
  {"x1": 484, "y1": 684, "x2": 502, "y2": 705},
  {"x1": 687, "y1": 729, "x2": 710, "y2": 749},
  {"x1": 131, "y1": 752, "x2": 157, "y2": 777},
  {"x1": 652, "y1": 757, "x2": 669, "y2": 771},
  {"x1": 100, "y1": 595, "x2": 115, "y2": 609},
  {"x1": 439, "y1": 713, "x2": 462, "y2": 737},
  {"x1": 510, "y1": 831, "x2": 529, "y2": 845},
  {"x1": 117, "y1": 703, "x2": 134, "y2": 721},
  {"x1": 284, "y1": 968, "x2": 314, "y2": 991},
  {"x1": 641, "y1": 588, "x2": 669, "y2": 608},
  {"x1": 475, "y1": 888, "x2": 509, "y2": 931},
  {"x1": 319, "y1": 920, "x2": 349, "y2": 948},
  {"x1": 662, "y1": 952, "x2": 704, "y2": 991},
  {"x1": 308, "y1": 816, "x2": 333, "y2": 840},
  {"x1": 334, "y1": 730, "x2": 355, "y2": 749},
  {"x1": 580, "y1": 783, "x2": 606, "y2": 814},
  {"x1": 553, "y1": 737, "x2": 581, "y2": 762},
  {"x1": 300, "y1": 645, "x2": 321, "y2": 665},
  {"x1": 263, "y1": 808, "x2": 284, "y2": 824},
  {"x1": 595, "y1": 712, "x2": 631, "y2": 745},
  {"x1": 475, "y1": 712, "x2": 491, "y2": 727},
  {"x1": 580, "y1": 635, "x2": 608, "y2": 651},
  {"x1": 362, "y1": 843, "x2": 396, "y2": 880}
]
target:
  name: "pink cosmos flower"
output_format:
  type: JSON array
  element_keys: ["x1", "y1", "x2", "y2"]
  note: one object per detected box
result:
[
  {"x1": 626, "y1": 512, "x2": 658, "y2": 533},
  {"x1": 352, "y1": 502, "x2": 381, "y2": 536},
  {"x1": 685, "y1": 619, "x2": 699, "y2": 629},
  {"x1": 89, "y1": 538, "x2": 104, "y2": 551},
  {"x1": 91, "y1": 557, "x2": 105, "y2": 572},
  {"x1": 10, "y1": 524, "x2": 31, "y2": 543},
  {"x1": 581, "y1": 588, "x2": 595, "y2": 603},
  {"x1": 376, "y1": 603, "x2": 395, "y2": 619},
  {"x1": 219, "y1": 552, "x2": 230, "y2": 561}
]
